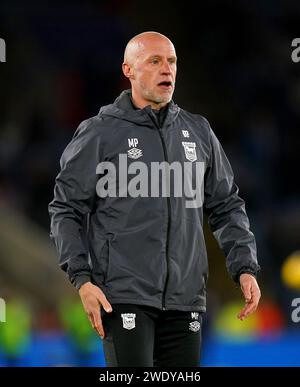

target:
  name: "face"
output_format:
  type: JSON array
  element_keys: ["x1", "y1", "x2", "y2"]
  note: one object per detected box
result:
[{"x1": 124, "y1": 38, "x2": 177, "y2": 108}]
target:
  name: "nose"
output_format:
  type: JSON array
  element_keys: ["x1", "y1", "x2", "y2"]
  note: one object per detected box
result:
[{"x1": 160, "y1": 60, "x2": 172, "y2": 75}]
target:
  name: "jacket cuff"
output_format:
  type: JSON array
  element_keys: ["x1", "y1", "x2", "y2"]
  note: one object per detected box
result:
[
  {"x1": 235, "y1": 267, "x2": 259, "y2": 284},
  {"x1": 72, "y1": 275, "x2": 91, "y2": 290}
]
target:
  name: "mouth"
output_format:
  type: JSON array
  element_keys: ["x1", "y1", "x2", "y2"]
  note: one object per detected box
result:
[{"x1": 157, "y1": 81, "x2": 173, "y2": 90}]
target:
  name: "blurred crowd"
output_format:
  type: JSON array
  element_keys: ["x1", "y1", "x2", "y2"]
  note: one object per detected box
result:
[{"x1": 0, "y1": 0, "x2": 300, "y2": 365}]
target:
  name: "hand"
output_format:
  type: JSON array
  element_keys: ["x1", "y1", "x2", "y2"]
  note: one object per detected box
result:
[
  {"x1": 78, "y1": 281, "x2": 113, "y2": 338},
  {"x1": 237, "y1": 273, "x2": 261, "y2": 321}
]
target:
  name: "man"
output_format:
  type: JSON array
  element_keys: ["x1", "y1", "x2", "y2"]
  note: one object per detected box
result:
[{"x1": 49, "y1": 31, "x2": 261, "y2": 367}]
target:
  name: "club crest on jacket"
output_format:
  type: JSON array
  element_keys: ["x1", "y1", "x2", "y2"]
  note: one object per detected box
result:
[{"x1": 182, "y1": 141, "x2": 197, "y2": 162}]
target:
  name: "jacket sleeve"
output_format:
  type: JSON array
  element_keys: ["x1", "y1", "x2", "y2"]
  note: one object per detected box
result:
[
  {"x1": 203, "y1": 121, "x2": 260, "y2": 283},
  {"x1": 48, "y1": 119, "x2": 101, "y2": 290}
]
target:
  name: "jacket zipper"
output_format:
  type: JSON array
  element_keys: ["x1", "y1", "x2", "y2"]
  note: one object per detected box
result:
[{"x1": 150, "y1": 114, "x2": 171, "y2": 311}]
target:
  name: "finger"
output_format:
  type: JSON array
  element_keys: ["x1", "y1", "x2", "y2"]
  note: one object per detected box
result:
[
  {"x1": 87, "y1": 310, "x2": 97, "y2": 330},
  {"x1": 88, "y1": 311, "x2": 104, "y2": 338},
  {"x1": 237, "y1": 304, "x2": 249, "y2": 320},
  {"x1": 242, "y1": 301, "x2": 255, "y2": 317},
  {"x1": 237, "y1": 294, "x2": 254, "y2": 319},
  {"x1": 245, "y1": 301, "x2": 258, "y2": 316},
  {"x1": 238, "y1": 282, "x2": 261, "y2": 320},
  {"x1": 238, "y1": 297, "x2": 259, "y2": 320},
  {"x1": 87, "y1": 313, "x2": 95, "y2": 328},
  {"x1": 91, "y1": 308, "x2": 105, "y2": 338},
  {"x1": 250, "y1": 287, "x2": 260, "y2": 304},
  {"x1": 97, "y1": 292, "x2": 113, "y2": 313},
  {"x1": 241, "y1": 281, "x2": 252, "y2": 303},
  {"x1": 244, "y1": 288, "x2": 261, "y2": 316}
]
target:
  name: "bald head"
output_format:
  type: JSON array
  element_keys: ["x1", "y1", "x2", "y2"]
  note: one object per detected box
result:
[
  {"x1": 124, "y1": 31, "x2": 175, "y2": 66},
  {"x1": 122, "y1": 31, "x2": 177, "y2": 110}
]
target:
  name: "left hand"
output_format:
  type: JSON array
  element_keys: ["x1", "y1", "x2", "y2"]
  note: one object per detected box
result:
[{"x1": 237, "y1": 273, "x2": 261, "y2": 320}]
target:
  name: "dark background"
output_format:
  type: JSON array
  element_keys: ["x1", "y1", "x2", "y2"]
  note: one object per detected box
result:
[{"x1": 0, "y1": 0, "x2": 300, "y2": 366}]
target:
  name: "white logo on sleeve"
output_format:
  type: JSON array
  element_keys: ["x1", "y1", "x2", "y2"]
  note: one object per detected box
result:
[
  {"x1": 182, "y1": 141, "x2": 197, "y2": 162},
  {"x1": 121, "y1": 313, "x2": 136, "y2": 330},
  {"x1": 182, "y1": 130, "x2": 189, "y2": 138},
  {"x1": 128, "y1": 138, "x2": 143, "y2": 159}
]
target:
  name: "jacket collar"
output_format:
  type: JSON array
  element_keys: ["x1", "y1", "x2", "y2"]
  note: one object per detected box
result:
[{"x1": 99, "y1": 89, "x2": 180, "y2": 128}]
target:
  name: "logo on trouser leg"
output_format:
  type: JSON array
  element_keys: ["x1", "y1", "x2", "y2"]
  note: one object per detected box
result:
[
  {"x1": 121, "y1": 313, "x2": 136, "y2": 330},
  {"x1": 189, "y1": 321, "x2": 200, "y2": 332},
  {"x1": 191, "y1": 312, "x2": 199, "y2": 320}
]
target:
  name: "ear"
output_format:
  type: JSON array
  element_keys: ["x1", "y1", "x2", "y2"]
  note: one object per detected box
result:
[{"x1": 122, "y1": 62, "x2": 135, "y2": 80}]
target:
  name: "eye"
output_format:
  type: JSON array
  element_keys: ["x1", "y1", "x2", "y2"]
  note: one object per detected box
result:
[{"x1": 151, "y1": 59, "x2": 159, "y2": 64}]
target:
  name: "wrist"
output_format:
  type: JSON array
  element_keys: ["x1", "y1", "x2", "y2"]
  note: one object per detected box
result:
[{"x1": 73, "y1": 275, "x2": 91, "y2": 291}]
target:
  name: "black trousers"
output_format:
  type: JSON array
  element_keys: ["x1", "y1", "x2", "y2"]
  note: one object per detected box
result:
[{"x1": 101, "y1": 303, "x2": 202, "y2": 367}]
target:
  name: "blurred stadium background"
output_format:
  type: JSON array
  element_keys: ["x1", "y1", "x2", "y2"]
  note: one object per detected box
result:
[{"x1": 0, "y1": 0, "x2": 300, "y2": 366}]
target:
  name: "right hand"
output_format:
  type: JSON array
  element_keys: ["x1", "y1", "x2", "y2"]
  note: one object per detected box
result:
[{"x1": 78, "y1": 281, "x2": 113, "y2": 339}]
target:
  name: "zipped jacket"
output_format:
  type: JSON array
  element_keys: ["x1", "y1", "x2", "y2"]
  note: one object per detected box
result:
[{"x1": 49, "y1": 89, "x2": 260, "y2": 312}]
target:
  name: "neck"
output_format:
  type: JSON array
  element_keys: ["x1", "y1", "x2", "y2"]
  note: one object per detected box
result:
[{"x1": 131, "y1": 89, "x2": 168, "y2": 110}]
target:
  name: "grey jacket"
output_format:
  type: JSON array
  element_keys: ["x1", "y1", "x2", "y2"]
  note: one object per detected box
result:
[{"x1": 48, "y1": 89, "x2": 260, "y2": 312}]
